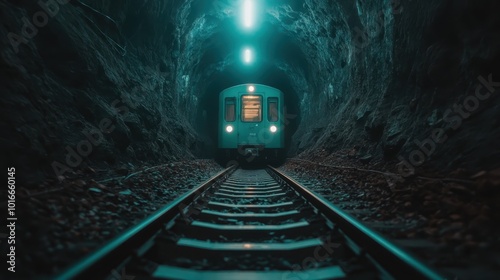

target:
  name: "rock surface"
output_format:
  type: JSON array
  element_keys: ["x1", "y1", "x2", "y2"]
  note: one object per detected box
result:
[
  {"x1": 1, "y1": 1, "x2": 499, "y2": 183},
  {"x1": 280, "y1": 155, "x2": 500, "y2": 279},
  {"x1": 15, "y1": 159, "x2": 222, "y2": 278},
  {"x1": 1, "y1": 0, "x2": 499, "y2": 278}
]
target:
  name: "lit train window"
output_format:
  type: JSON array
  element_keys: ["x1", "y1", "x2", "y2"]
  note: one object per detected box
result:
[
  {"x1": 268, "y1": 97, "x2": 279, "y2": 122},
  {"x1": 225, "y1": 98, "x2": 236, "y2": 122},
  {"x1": 241, "y1": 95, "x2": 262, "y2": 122}
]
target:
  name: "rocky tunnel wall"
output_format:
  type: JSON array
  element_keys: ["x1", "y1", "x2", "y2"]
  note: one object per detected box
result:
[
  {"x1": 290, "y1": 0, "x2": 500, "y2": 176},
  {"x1": 0, "y1": 0, "x2": 203, "y2": 184},
  {"x1": 1, "y1": 0, "x2": 499, "y2": 185}
]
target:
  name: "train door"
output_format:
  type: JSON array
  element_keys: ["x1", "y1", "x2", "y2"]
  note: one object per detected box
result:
[
  {"x1": 239, "y1": 94, "x2": 262, "y2": 151},
  {"x1": 223, "y1": 97, "x2": 238, "y2": 148}
]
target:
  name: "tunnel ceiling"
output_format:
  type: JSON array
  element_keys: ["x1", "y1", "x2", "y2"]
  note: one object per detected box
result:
[
  {"x1": 1, "y1": 0, "x2": 499, "y2": 184},
  {"x1": 176, "y1": 1, "x2": 314, "y2": 101}
]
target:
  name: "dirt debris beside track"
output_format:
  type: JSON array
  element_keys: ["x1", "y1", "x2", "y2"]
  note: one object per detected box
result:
[
  {"x1": 14, "y1": 159, "x2": 223, "y2": 278},
  {"x1": 280, "y1": 150, "x2": 500, "y2": 279}
]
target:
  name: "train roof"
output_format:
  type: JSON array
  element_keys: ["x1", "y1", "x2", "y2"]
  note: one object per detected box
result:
[{"x1": 219, "y1": 84, "x2": 282, "y2": 94}]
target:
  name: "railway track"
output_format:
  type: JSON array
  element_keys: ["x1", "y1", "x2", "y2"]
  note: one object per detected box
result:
[{"x1": 57, "y1": 166, "x2": 445, "y2": 280}]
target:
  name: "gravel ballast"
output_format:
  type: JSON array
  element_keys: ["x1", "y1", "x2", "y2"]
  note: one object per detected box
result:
[
  {"x1": 14, "y1": 159, "x2": 223, "y2": 277},
  {"x1": 279, "y1": 152, "x2": 500, "y2": 279}
]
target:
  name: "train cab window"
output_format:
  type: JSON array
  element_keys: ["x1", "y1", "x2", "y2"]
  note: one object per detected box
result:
[
  {"x1": 241, "y1": 95, "x2": 262, "y2": 122},
  {"x1": 268, "y1": 97, "x2": 279, "y2": 122},
  {"x1": 225, "y1": 98, "x2": 236, "y2": 122}
]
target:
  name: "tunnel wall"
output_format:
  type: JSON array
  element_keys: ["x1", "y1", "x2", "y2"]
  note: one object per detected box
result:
[
  {"x1": 0, "y1": 0, "x2": 203, "y2": 184},
  {"x1": 289, "y1": 0, "x2": 500, "y2": 175},
  {"x1": 1, "y1": 0, "x2": 499, "y2": 185}
]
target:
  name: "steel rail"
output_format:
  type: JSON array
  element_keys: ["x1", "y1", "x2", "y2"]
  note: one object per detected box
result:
[
  {"x1": 55, "y1": 165, "x2": 236, "y2": 280},
  {"x1": 267, "y1": 165, "x2": 446, "y2": 280}
]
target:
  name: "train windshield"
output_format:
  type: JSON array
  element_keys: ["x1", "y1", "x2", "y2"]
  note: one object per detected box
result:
[
  {"x1": 241, "y1": 95, "x2": 262, "y2": 122},
  {"x1": 225, "y1": 98, "x2": 236, "y2": 122},
  {"x1": 268, "y1": 97, "x2": 279, "y2": 122}
]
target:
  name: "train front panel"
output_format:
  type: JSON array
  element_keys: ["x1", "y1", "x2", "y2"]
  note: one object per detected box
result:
[{"x1": 219, "y1": 84, "x2": 284, "y2": 159}]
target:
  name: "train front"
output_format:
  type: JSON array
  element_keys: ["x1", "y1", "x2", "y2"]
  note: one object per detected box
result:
[{"x1": 218, "y1": 84, "x2": 284, "y2": 163}]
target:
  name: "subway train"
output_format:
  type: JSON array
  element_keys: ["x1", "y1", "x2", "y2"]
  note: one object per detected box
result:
[{"x1": 218, "y1": 84, "x2": 285, "y2": 163}]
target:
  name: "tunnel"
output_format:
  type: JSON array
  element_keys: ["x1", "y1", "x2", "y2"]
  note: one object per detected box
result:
[{"x1": 1, "y1": 0, "x2": 500, "y2": 278}]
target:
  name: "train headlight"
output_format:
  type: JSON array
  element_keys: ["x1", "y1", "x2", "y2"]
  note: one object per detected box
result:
[
  {"x1": 226, "y1": 125, "x2": 234, "y2": 133},
  {"x1": 248, "y1": 85, "x2": 255, "y2": 92},
  {"x1": 270, "y1": 125, "x2": 277, "y2": 133}
]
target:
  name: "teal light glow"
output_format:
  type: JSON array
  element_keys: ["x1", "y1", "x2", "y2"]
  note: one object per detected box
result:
[
  {"x1": 243, "y1": 48, "x2": 253, "y2": 64},
  {"x1": 242, "y1": 0, "x2": 254, "y2": 29}
]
